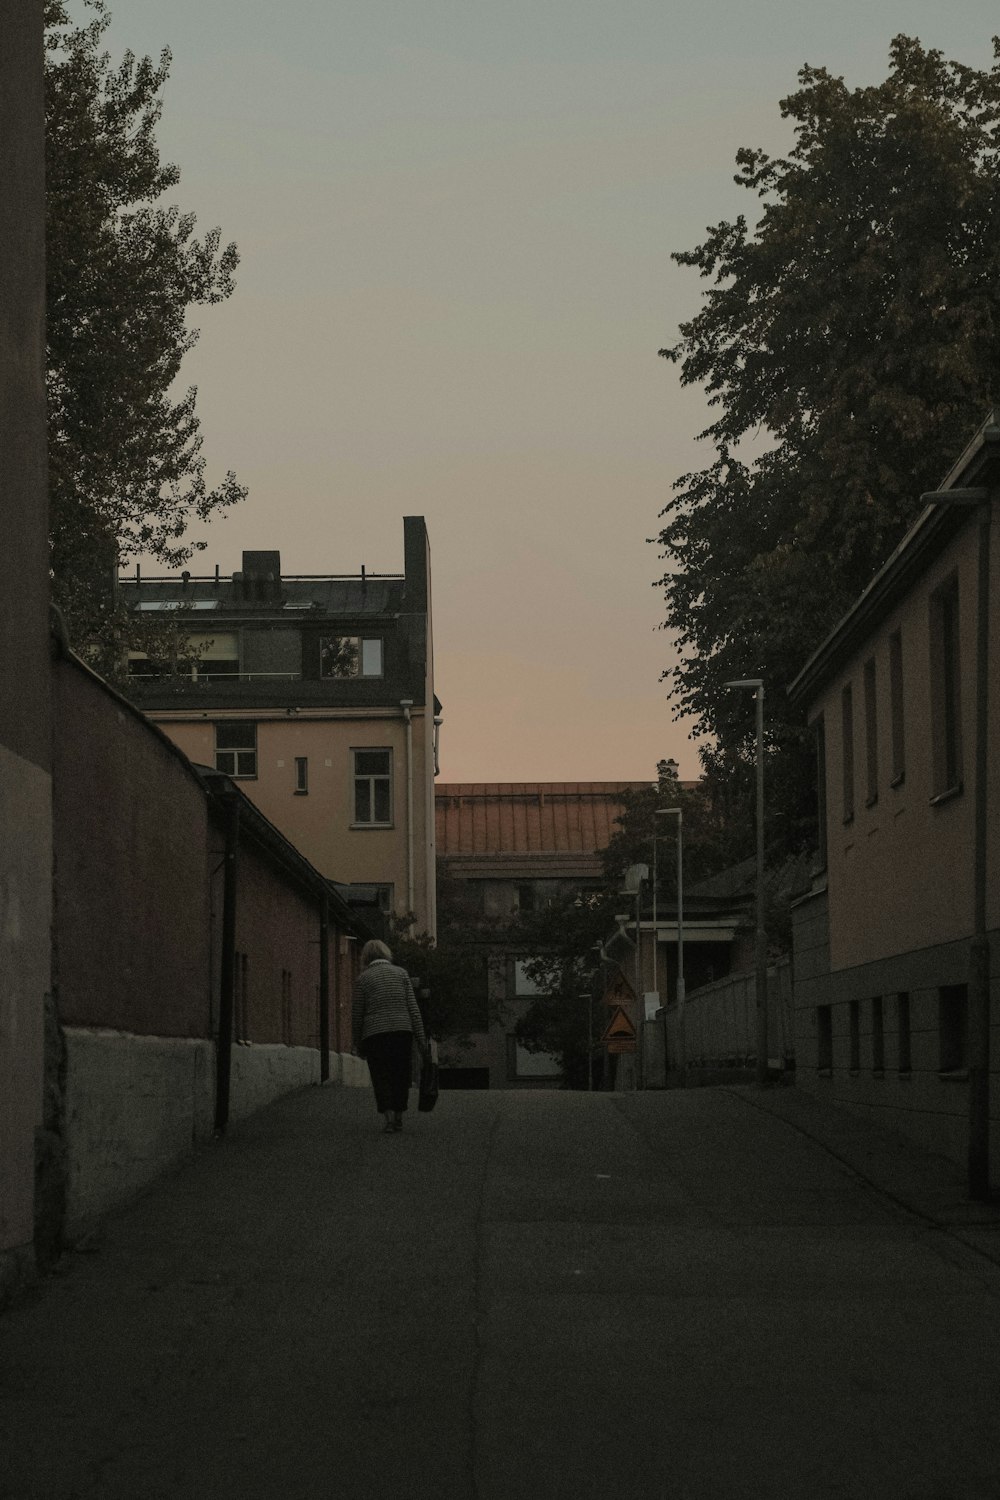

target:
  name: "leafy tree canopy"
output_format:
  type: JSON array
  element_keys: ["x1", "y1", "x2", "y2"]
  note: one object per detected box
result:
[
  {"x1": 658, "y1": 36, "x2": 1000, "y2": 852},
  {"x1": 45, "y1": 0, "x2": 245, "y2": 664},
  {"x1": 513, "y1": 764, "x2": 742, "y2": 1084},
  {"x1": 388, "y1": 912, "x2": 488, "y2": 1050}
]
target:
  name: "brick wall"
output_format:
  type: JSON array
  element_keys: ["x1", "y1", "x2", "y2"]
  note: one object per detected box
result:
[{"x1": 54, "y1": 658, "x2": 212, "y2": 1039}]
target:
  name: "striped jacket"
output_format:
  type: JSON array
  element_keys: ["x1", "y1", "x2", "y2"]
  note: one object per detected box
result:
[{"x1": 353, "y1": 960, "x2": 427, "y2": 1051}]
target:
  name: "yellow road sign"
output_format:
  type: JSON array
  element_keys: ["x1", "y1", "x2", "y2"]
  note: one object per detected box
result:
[{"x1": 600, "y1": 1005, "x2": 636, "y2": 1045}]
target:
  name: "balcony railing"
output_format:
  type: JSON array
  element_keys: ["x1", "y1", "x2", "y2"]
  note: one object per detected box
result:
[{"x1": 129, "y1": 670, "x2": 304, "y2": 684}]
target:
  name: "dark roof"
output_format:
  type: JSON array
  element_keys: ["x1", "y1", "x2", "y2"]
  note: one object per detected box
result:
[{"x1": 118, "y1": 574, "x2": 405, "y2": 619}]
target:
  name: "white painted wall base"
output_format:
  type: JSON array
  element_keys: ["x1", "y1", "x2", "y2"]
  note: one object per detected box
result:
[
  {"x1": 228, "y1": 1045, "x2": 369, "y2": 1117},
  {"x1": 228, "y1": 1043, "x2": 319, "y2": 1120},
  {"x1": 327, "y1": 1051, "x2": 370, "y2": 1089},
  {"x1": 62, "y1": 1031, "x2": 371, "y2": 1237},
  {"x1": 63, "y1": 1028, "x2": 214, "y2": 1237}
]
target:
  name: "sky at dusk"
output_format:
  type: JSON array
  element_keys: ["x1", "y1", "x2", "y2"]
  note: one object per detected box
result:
[{"x1": 101, "y1": 0, "x2": 999, "y2": 783}]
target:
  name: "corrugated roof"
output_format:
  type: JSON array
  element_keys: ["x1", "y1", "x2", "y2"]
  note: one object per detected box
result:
[{"x1": 435, "y1": 782, "x2": 650, "y2": 857}]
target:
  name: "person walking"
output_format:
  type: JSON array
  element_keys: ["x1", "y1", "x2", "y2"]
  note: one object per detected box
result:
[{"x1": 352, "y1": 939, "x2": 428, "y2": 1133}]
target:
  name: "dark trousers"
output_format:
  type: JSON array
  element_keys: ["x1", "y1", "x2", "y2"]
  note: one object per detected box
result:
[{"x1": 364, "y1": 1030, "x2": 413, "y2": 1113}]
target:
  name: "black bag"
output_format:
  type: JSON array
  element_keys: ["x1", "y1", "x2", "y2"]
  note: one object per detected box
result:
[{"x1": 418, "y1": 1048, "x2": 439, "y2": 1113}]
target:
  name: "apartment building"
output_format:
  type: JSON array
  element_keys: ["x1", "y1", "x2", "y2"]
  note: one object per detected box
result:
[
  {"x1": 789, "y1": 418, "x2": 1000, "y2": 1169},
  {"x1": 121, "y1": 516, "x2": 440, "y2": 937}
]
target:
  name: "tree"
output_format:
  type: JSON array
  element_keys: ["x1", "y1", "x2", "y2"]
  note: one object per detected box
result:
[
  {"x1": 387, "y1": 912, "x2": 489, "y2": 1050},
  {"x1": 45, "y1": 0, "x2": 245, "y2": 662},
  {"x1": 511, "y1": 892, "x2": 610, "y2": 1090},
  {"x1": 658, "y1": 36, "x2": 1000, "y2": 852},
  {"x1": 513, "y1": 764, "x2": 742, "y2": 1085}
]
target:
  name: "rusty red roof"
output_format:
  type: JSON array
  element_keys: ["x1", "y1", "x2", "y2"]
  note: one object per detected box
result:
[{"x1": 435, "y1": 782, "x2": 651, "y2": 857}]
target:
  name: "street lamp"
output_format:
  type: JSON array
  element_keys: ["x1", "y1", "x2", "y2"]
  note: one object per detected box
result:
[
  {"x1": 920, "y1": 480, "x2": 995, "y2": 1200},
  {"x1": 654, "y1": 807, "x2": 684, "y2": 1083},
  {"x1": 724, "y1": 677, "x2": 768, "y2": 1088},
  {"x1": 617, "y1": 869, "x2": 646, "y2": 1090}
]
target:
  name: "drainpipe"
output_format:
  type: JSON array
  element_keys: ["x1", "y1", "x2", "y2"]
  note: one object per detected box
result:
[
  {"x1": 319, "y1": 890, "x2": 330, "y2": 1083},
  {"x1": 215, "y1": 795, "x2": 240, "y2": 1134},
  {"x1": 400, "y1": 699, "x2": 414, "y2": 920}
]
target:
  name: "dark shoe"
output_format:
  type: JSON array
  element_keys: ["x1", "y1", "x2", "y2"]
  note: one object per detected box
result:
[
  {"x1": 393, "y1": 1113, "x2": 403, "y2": 1131},
  {"x1": 382, "y1": 1113, "x2": 395, "y2": 1133}
]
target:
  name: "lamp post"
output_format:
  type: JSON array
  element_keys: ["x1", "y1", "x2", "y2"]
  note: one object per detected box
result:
[
  {"x1": 655, "y1": 807, "x2": 684, "y2": 1083},
  {"x1": 724, "y1": 677, "x2": 767, "y2": 1088},
  {"x1": 920, "y1": 481, "x2": 995, "y2": 1200},
  {"x1": 635, "y1": 870, "x2": 644, "y2": 1088}
]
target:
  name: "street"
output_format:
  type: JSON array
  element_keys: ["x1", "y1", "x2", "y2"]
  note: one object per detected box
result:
[{"x1": 3, "y1": 1085, "x2": 1000, "y2": 1500}]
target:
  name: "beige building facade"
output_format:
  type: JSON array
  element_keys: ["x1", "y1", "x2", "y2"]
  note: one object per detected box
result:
[
  {"x1": 790, "y1": 418, "x2": 1000, "y2": 1170},
  {"x1": 122, "y1": 518, "x2": 439, "y2": 937}
]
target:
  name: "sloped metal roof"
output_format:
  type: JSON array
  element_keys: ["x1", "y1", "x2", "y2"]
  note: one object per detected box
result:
[{"x1": 435, "y1": 782, "x2": 650, "y2": 857}]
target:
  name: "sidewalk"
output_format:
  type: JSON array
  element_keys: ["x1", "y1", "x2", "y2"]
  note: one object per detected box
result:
[{"x1": 727, "y1": 1083, "x2": 1000, "y2": 1267}]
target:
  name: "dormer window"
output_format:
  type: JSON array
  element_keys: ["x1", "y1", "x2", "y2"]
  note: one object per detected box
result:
[{"x1": 320, "y1": 636, "x2": 383, "y2": 678}]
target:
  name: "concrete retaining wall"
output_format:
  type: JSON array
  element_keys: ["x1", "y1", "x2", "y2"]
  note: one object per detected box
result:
[
  {"x1": 228, "y1": 1043, "x2": 321, "y2": 1121},
  {"x1": 63, "y1": 1028, "x2": 215, "y2": 1236},
  {"x1": 64, "y1": 1030, "x2": 371, "y2": 1234},
  {"x1": 229, "y1": 1044, "x2": 370, "y2": 1121}
]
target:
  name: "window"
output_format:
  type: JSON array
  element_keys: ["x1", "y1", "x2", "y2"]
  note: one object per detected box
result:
[
  {"x1": 516, "y1": 883, "x2": 537, "y2": 914},
  {"x1": 320, "y1": 636, "x2": 383, "y2": 679},
  {"x1": 372, "y1": 884, "x2": 394, "y2": 915},
  {"x1": 889, "y1": 630, "x2": 905, "y2": 785},
  {"x1": 849, "y1": 1000, "x2": 860, "y2": 1072},
  {"x1": 930, "y1": 577, "x2": 962, "y2": 797},
  {"x1": 897, "y1": 992, "x2": 911, "y2": 1075},
  {"x1": 513, "y1": 960, "x2": 545, "y2": 997},
  {"x1": 938, "y1": 984, "x2": 968, "y2": 1074},
  {"x1": 134, "y1": 599, "x2": 219, "y2": 612},
  {"x1": 188, "y1": 633, "x2": 240, "y2": 681},
  {"x1": 294, "y1": 757, "x2": 308, "y2": 794},
  {"x1": 507, "y1": 1035, "x2": 562, "y2": 1080},
  {"x1": 871, "y1": 995, "x2": 884, "y2": 1075},
  {"x1": 841, "y1": 683, "x2": 855, "y2": 824},
  {"x1": 817, "y1": 1005, "x2": 833, "y2": 1073},
  {"x1": 353, "y1": 749, "x2": 392, "y2": 824},
  {"x1": 215, "y1": 722, "x2": 257, "y2": 778},
  {"x1": 813, "y1": 714, "x2": 828, "y2": 871},
  {"x1": 863, "y1": 659, "x2": 878, "y2": 807},
  {"x1": 127, "y1": 632, "x2": 240, "y2": 681}
]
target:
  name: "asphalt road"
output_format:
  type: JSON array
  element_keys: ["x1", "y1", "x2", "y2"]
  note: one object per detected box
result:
[{"x1": 3, "y1": 1086, "x2": 1000, "y2": 1500}]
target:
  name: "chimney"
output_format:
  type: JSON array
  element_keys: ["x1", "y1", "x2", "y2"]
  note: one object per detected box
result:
[{"x1": 241, "y1": 550, "x2": 282, "y2": 602}]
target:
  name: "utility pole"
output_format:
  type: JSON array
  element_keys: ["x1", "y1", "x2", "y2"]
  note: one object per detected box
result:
[{"x1": 725, "y1": 678, "x2": 768, "y2": 1087}]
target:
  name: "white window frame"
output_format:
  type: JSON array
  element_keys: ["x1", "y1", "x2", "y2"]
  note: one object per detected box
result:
[
  {"x1": 352, "y1": 747, "x2": 392, "y2": 826},
  {"x1": 320, "y1": 635, "x2": 384, "y2": 679},
  {"x1": 215, "y1": 721, "x2": 257, "y2": 779}
]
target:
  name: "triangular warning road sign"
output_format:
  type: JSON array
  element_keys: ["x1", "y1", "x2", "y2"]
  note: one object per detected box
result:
[
  {"x1": 600, "y1": 1005, "x2": 636, "y2": 1044},
  {"x1": 601, "y1": 971, "x2": 636, "y2": 1009}
]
